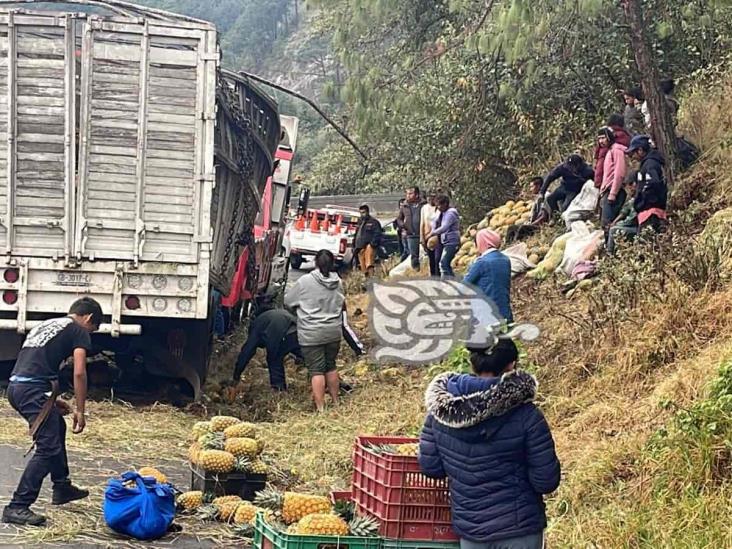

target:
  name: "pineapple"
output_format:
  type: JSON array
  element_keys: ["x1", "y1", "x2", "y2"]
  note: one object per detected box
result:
[
  {"x1": 295, "y1": 513, "x2": 350, "y2": 536},
  {"x1": 234, "y1": 456, "x2": 268, "y2": 475},
  {"x1": 190, "y1": 421, "x2": 212, "y2": 441},
  {"x1": 255, "y1": 489, "x2": 333, "y2": 524},
  {"x1": 177, "y1": 491, "x2": 203, "y2": 512},
  {"x1": 225, "y1": 437, "x2": 259, "y2": 458},
  {"x1": 247, "y1": 460, "x2": 269, "y2": 475},
  {"x1": 217, "y1": 501, "x2": 241, "y2": 522},
  {"x1": 234, "y1": 502, "x2": 258, "y2": 525},
  {"x1": 199, "y1": 432, "x2": 226, "y2": 451},
  {"x1": 199, "y1": 450, "x2": 236, "y2": 474},
  {"x1": 223, "y1": 422, "x2": 257, "y2": 439},
  {"x1": 188, "y1": 442, "x2": 202, "y2": 465},
  {"x1": 212, "y1": 495, "x2": 242, "y2": 506},
  {"x1": 348, "y1": 515, "x2": 380, "y2": 537},
  {"x1": 212, "y1": 495, "x2": 242, "y2": 523},
  {"x1": 396, "y1": 443, "x2": 419, "y2": 456},
  {"x1": 138, "y1": 467, "x2": 167, "y2": 484},
  {"x1": 210, "y1": 416, "x2": 240, "y2": 432}
]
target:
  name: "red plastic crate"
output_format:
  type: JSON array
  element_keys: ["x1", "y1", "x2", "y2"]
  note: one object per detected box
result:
[{"x1": 351, "y1": 435, "x2": 457, "y2": 542}]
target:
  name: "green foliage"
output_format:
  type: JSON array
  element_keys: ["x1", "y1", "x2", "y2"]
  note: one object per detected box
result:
[
  {"x1": 649, "y1": 358, "x2": 732, "y2": 493},
  {"x1": 134, "y1": 0, "x2": 301, "y2": 71},
  {"x1": 300, "y1": 0, "x2": 732, "y2": 220},
  {"x1": 426, "y1": 344, "x2": 472, "y2": 379}
]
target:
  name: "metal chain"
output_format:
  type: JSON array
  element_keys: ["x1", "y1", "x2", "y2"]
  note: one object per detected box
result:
[{"x1": 218, "y1": 76, "x2": 258, "y2": 280}]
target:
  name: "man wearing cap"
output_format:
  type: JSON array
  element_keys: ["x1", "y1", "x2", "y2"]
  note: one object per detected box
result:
[
  {"x1": 625, "y1": 135, "x2": 668, "y2": 233},
  {"x1": 539, "y1": 155, "x2": 595, "y2": 216}
]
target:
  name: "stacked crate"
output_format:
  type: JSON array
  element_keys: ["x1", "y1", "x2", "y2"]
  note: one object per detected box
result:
[{"x1": 350, "y1": 436, "x2": 459, "y2": 549}]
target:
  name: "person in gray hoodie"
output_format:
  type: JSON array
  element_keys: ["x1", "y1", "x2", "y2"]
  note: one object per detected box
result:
[{"x1": 284, "y1": 250, "x2": 345, "y2": 411}]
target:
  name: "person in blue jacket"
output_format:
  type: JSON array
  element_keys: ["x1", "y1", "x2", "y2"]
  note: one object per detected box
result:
[
  {"x1": 463, "y1": 229, "x2": 513, "y2": 322},
  {"x1": 419, "y1": 338, "x2": 561, "y2": 549}
]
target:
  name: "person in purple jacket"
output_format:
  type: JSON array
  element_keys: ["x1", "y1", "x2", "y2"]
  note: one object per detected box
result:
[
  {"x1": 427, "y1": 194, "x2": 460, "y2": 278},
  {"x1": 419, "y1": 338, "x2": 561, "y2": 549}
]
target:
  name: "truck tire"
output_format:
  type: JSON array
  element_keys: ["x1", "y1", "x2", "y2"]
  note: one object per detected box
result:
[{"x1": 290, "y1": 253, "x2": 304, "y2": 270}]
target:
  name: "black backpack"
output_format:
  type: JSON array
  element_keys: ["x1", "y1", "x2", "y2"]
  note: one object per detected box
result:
[{"x1": 676, "y1": 136, "x2": 700, "y2": 170}]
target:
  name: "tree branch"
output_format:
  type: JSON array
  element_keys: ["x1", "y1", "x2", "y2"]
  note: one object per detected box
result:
[{"x1": 233, "y1": 69, "x2": 369, "y2": 163}]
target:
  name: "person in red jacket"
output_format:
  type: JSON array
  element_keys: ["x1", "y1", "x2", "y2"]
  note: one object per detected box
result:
[{"x1": 594, "y1": 114, "x2": 631, "y2": 188}]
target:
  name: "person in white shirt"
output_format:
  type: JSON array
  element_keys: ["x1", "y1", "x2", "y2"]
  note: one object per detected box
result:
[{"x1": 420, "y1": 189, "x2": 441, "y2": 277}]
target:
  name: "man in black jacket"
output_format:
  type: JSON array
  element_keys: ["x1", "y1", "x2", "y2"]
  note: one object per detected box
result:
[
  {"x1": 397, "y1": 187, "x2": 425, "y2": 270},
  {"x1": 540, "y1": 155, "x2": 595, "y2": 215},
  {"x1": 233, "y1": 309, "x2": 301, "y2": 390},
  {"x1": 233, "y1": 308, "x2": 366, "y2": 389},
  {"x1": 626, "y1": 135, "x2": 668, "y2": 232},
  {"x1": 353, "y1": 204, "x2": 382, "y2": 276}
]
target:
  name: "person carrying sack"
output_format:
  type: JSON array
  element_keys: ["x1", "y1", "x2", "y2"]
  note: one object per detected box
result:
[{"x1": 2, "y1": 297, "x2": 102, "y2": 527}]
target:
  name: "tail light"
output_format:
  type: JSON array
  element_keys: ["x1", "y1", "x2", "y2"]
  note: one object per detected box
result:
[
  {"x1": 3, "y1": 269, "x2": 19, "y2": 283},
  {"x1": 3, "y1": 290, "x2": 18, "y2": 305},
  {"x1": 124, "y1": 295, "x2": 141, "y2": 310},
  {"x1": 339, "y1": 238, "x2": 347, "y2": 254}
]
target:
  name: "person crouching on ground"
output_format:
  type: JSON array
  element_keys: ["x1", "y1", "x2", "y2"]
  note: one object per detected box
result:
[
  {"x1": 353, "y1": 204, "x2": 382, "y2": 277},
  {"x1": 3, "y1": 297, "x2": 103, "y2": 527},
  {"x1": 232, "y1": 308, "x2": 302, "y2": 391},
  {"x1": 463, "y1": 229, "x2": 513, "y2": 322},
  {"x1": 625, "y1": 135, "x2": 668, "y2": 234},
  {"x1": 285, "y1": 250, "x2": 344, "y2": 411},
  {"x1": 418, "y1": 339, "x2": 561, "y2": 549}
]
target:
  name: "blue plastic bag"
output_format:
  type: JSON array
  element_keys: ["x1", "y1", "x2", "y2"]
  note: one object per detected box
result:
[{"x1": 103, "y1": 471, "x2": 175, "y2": 541}]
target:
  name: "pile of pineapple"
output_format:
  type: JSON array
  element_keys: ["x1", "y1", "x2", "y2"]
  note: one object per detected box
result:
[
  {"x1": 188, "y1": 415, "x2": 268, "y2": 477},
  {"x1": 176, "y1": 492, "x2": 270, "y2": 536},
  {"x1": 484, "y1": 200, "x2": 534, "y2": 234},
  {"x1": 254, "y1": 488, "x2": 380, "y2": 538}
]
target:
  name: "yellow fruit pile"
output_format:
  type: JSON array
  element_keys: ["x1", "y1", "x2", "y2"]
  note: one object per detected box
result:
[
  {"x1": 295, "y1": 513, "x2": 350, "y2": 536},
  {"x1": 487, "y1": 200, "x2": 533, "y2": 233},
  {"x1": 187, "y1": 416, "x2": 267, "y2": 476}
]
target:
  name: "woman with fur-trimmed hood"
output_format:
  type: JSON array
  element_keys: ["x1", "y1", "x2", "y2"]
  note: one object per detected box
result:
[{"x1": 419, "y1": 339, "x2": 560, "y2": 549}]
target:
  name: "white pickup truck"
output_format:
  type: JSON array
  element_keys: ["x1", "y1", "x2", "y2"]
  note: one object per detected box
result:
[
  {"x1": 0, "y1": 0, "x2": 280, "y2": 398},
  {"x1": 283, "y1": 205, "x2": 361, "y2": 270}
]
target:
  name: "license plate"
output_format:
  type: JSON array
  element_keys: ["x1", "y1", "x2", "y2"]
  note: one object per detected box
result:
[{"x1": 56, "y1": 272, "x2": 92, "y2": 287}]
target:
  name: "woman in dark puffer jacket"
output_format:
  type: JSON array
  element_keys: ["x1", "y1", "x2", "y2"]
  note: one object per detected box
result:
[{"x1": 418, "y1": 339, "x2": 560, "y2": 549}]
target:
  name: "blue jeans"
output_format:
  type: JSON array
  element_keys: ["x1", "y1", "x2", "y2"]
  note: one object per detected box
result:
[
  {"x1": 460, "y1": 532, "x2": 544, "y2": 549},
  {"x1": 600, "y1": 188, "x2": 627, "y2": 229},
  {"x1": 440, "y1": 243, "x2": 458, "y2": 278},
  {"x1": 407, "y1": 236, "x2": 421, "y2": 269},
  {"x1": 607, "y1": 224, "x2": 638, "y2": 254}
]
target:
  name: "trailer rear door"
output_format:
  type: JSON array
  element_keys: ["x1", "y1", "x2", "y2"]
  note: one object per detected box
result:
[{"x1": 75, "y1": 17, "x2": 217, "y2": 264}]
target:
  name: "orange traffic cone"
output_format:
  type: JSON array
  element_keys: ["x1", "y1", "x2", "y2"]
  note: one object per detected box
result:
[
  {"x1": 334, "y1": 215, "x2": 342, "y2": 234},
  {"x1": 295, "y1": 216, "x2": 305, "y2": 230},
  {"x1": 309, "y1": 214, "x2": 319, "y2": 232}
]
